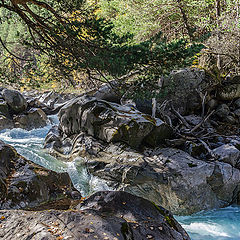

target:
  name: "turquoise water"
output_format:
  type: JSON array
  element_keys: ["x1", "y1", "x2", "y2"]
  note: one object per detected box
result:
[
  {"x1": 0, "y1": 115, "x2": 110, "y2": 196},
  {"x1": 1, "y1": 118, "x2": 240, "y2": 239},
  {"x1": 176, "y1": 206, "x2": 240, "y2": 240}
]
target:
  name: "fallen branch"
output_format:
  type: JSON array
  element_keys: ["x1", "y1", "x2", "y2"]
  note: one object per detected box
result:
[
  {"x1": 197, "y1": 138, "x2": 217, "y2": 160},
  {"x1": 190, "y1": 110, "x2": 216, "y2": 133},
  {"x1": 170, "y1": 103, "x2": 191, "y2": 129}
]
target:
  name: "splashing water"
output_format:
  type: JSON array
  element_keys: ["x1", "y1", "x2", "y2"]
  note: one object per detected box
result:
[
  {"x1": 0, "y1": 115, "x2": 110, "y2": 196},
  {"x1": 176, "y1": 206, "x2": 240, "y2": 240},
  {"x1": 1, "y1": 115, "x2": 240, "y2": 238}
]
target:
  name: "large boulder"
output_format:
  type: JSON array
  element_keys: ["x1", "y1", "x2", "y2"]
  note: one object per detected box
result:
[
  {"x1": 58, "y1": 95, "x2": 173, "y2": 149},
  {"x1": 159, "y1": 68, "x2": 207, "y2": 115},
  {"x1": 86, "y1": 146, "x2": 240, "y2": 215},
  {"x1": 0, "y1": 191, "x2": 190, "y2": 240},
  {"x1": 0, "y1": 140, "x2": 81, "y2": 210},
  {"x1": 2, "y1": 89, "x2": 27, "y2": 114},
  {"x1": 13, "y1": 108, "x2": 49, "y2": 130}
]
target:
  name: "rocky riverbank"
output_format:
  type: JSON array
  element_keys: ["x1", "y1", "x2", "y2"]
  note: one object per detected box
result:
[
  {"x1": 43, "y1": 68, "x2": 240, "y2": 215},
  {"x1": 0, "y1": 87, "x2": 190, "y2": 239},
  {"x1": 1, "y1": 67, "x2": 240, "y2": 238},
  {"x1": 0, "y1": 140, "x2": 189, "y2": 239}
]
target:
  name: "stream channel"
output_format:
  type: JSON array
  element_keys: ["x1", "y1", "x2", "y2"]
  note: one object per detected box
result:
[{"x1": 0, "y1": 116, "x2": 240, "y2": 240}]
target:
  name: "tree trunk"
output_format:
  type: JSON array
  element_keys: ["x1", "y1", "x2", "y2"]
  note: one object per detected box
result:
[
  {"x1": 216, "y1": 0, "x2": 221, "y2": 70},
  {"x1": 176, "y1": 0, "x2": 194, "y2": 41}
]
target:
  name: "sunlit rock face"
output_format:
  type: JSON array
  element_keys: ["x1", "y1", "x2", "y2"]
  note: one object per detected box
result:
[{"x1": 58, "y1": 95, "x2": 173, "y2": 149}]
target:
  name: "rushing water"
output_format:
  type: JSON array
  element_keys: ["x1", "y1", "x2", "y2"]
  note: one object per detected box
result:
[
  {"x1": 0, "y1": 115, "x2": 110, "y2": 196},
  {"x1": 176, "y1": 206, "x2": 240, "y2": 240},
  {"x1": 1, "y1": 116, "x2": 240, "y2": 239}
]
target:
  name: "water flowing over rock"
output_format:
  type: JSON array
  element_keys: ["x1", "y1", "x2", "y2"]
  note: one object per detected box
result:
[
  {"x1": 45, "y1": 126, "x2": 240, "y2": 215},
  {"x1": 0, "y1": 191, "x2": 190, "y2": 240},
  {"x1": 0, "y1": 140, "x2": 81, "y2": 210},
  {"x1": 58, "y1": 95, "x2": 173, "y2": 148}
]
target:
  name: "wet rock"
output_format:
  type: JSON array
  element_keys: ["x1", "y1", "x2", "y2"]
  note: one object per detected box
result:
[
  {"x1": 0, "y1": 116, "x2": 14, "y2": 131},
  {"x1": 213, "y1": 144, "x2": 240, "y2": 167},
  {"x1": 13, "y1": 108, "x2": 48, "y2": 130},
  {"x1": 2, "y1": 89, "x2": 27, "y2": 114},
  {"x1": 0, "y1": 191, "x2": 190, "y2": 240},
  {"x1": 0, "y1": 140, "x2": 80, "y2": 210},
  {"x1": 59, "y1": 95, "x2": 172, "y2": 149},
  {"x1": 0, "y1": 100, "x2": 10, "y2": 119},
  {"x1": 82, "y1": 144, "x2": 240, "y2": 215},
  {"x1": 216, "y1": 104, "x2": 230, "y2": 118},
  {"x1": 44, "y1": 125, "x2": 63, "y2": 153},
  {"x1": 46, "y1": 124, "x2": 240, "y2": 215},
  {"x1": 234, "y1": 98, "x2": 240, "y2": 108}
]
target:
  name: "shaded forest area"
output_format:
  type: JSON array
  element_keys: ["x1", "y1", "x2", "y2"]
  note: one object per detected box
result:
[{"x1": 0, "y1": 0, "x2": 239, "y2": 97}]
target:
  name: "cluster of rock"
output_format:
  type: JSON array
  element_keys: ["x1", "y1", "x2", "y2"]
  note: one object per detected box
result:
[
  {"x1": 0, "y1": 88, "x2": 48, "y2": 130},
  {"x1": 0, "y1": 88, "x2": 79, "y2": 131},
  {"x1": 0, "y1": 140, "x2": 188, "y2": 239},
  {"x1": 44, "y1": 68, "x2": 240, "y2": 216},
  {"x1": 1, "y1": 68, "x2": 240, "y2": 238}
]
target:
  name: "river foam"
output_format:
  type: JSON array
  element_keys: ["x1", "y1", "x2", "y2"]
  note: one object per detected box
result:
[
  {"x1": 0, "y1": 116, "x2": 110, "y2": 196},
  {"x1": 1, "y1": 117, "x2": 240, "y2": 239},
  {"x1": 176, "y1": 206, "x2": 240, "y2": 240}
]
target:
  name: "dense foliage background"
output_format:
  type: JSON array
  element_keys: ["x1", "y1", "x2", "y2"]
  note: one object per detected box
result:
[{"x1": 0, "y1": 0, "x2": 239, "y2": 95}]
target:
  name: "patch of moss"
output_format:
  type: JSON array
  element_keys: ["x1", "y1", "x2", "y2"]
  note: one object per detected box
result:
[
  {"x1": 142, "y1": 114, "x2": 156, "y2": 125},
  {"x1": 188, "y1": 162, "x2": 198, "y2": 168},
  {"x1": 152, "y1": 202, "x2": 178, "y2": 231},
  {"x1": 121, "y1": 222, "x2": 133, "y2": 240}
]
